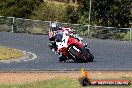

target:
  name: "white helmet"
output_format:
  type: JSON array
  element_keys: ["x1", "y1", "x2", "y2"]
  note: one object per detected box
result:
[
  {"x1": 51, "y1": 22, "x2": 57, "y2": 28},
  {"x1": 50, "y1": 21, "x2": 59, "y2": 31}
]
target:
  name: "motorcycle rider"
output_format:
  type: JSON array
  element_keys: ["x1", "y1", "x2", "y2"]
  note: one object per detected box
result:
[
  {"x1": 61, "y1": 28, "x2": 87, "y2": 47},
  {"x1": 49, "y1": 21, "x2": 60, "y2": 53},
  {"x1": 49, "y1": 21, "x2": 59, "y2": 39},
  {"x1": 49, "y1": 21, "x2": 84, "y2": 53}
]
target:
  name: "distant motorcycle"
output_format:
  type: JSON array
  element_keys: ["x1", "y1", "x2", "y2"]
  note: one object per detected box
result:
[{"x1": 55, "y1": 31, "x2": 94, "y2": 63}]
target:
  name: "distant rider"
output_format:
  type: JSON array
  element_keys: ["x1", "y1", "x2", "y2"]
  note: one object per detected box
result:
[{"x1": 48, "y1": 21, "x2": 60, "y2": 53}]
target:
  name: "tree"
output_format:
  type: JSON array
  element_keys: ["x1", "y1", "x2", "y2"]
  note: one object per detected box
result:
[
  {"x1": 0, "y1": 0, "x2": 42, "y2": 18},
  {"x1": 77, "y1": 0, "x2": 132, "y2": 27},
  {"x1": 91, "y1": 0, "x2": 132, "y2": 27}
]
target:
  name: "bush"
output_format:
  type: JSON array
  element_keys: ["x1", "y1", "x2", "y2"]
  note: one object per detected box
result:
[
  {"x1": 123, "y1": 31, "x2": 132, "y2": 41},
  {"x1": 31, "y1": 2, "x2": 67, "y2": 21},
  {"x1": 0, "y1": 0, "x2": 42, "y2": 18}
]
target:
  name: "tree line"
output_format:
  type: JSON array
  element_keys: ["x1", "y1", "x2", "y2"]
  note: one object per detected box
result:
[
  {"x1": 0, "y1": 0, "x2": 131, "y2": 27},
  {"x1": 69, "y1": 0, "x2": 132, "y2": 28}
]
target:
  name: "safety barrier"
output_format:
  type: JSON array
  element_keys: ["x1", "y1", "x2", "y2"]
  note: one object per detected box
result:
[{"x1": 0, "y1": 16, "x2": 131, "y2": 42}]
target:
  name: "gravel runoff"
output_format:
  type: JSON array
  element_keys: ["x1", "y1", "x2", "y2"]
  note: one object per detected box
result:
[{"x1": 0, "y1": 71, "x2": 132, "y2": 84}]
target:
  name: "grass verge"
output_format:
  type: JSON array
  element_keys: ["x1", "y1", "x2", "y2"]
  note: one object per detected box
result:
[
  {"x1": 0, "y1": 46, "x2": 24, "y2": 60},
  {"x1": 0, "y1": 77, "x2": 131, "y2": 88}
]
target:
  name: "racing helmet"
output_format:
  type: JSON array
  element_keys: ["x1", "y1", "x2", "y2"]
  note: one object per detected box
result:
[
  {"x1": 50, "y1": 21, "x2": 59, "y2": 31},
  {"x1": 72, "y1": 29, "x2": 76, "y2": 34}
]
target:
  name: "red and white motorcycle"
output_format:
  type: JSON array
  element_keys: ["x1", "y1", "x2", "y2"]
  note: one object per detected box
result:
[{"x1": 55, "y1": 30, "x2": 94, "y2": 62}]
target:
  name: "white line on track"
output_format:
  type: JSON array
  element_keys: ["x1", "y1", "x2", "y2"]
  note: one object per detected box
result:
[
  {"x1": 23, "y1": 51, "x2": 37, "y2": 62},
  {"x1": 0, "y1": 50, "x2": 37, "y2": 63}
]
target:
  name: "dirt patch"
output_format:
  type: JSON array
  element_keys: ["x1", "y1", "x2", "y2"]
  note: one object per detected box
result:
[{"x1": 0, "y1": 71, "x2": 132, "y2": 84}]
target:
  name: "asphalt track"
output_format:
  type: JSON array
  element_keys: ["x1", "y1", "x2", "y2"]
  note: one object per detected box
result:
[{"x1": 0, "y1": 32, "x2": 132, "y2": 71}]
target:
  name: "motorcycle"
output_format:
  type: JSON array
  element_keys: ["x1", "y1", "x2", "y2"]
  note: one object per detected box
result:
[{"x1": 55, "y1": 31, "x2": 94, "y2": 63}]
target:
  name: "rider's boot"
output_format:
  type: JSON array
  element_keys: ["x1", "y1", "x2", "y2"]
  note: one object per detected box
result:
[{"x1": 58, "y1": 53, "x2": 67, "y2": 62}]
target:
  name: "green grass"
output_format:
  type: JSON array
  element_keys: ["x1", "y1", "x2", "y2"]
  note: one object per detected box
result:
[
  {"x1": 0, "y1": 46, "x2": 24, "y2": 60},
  {"x1": 0, "y1": 77, "x2": 131, "y2": 88}
]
